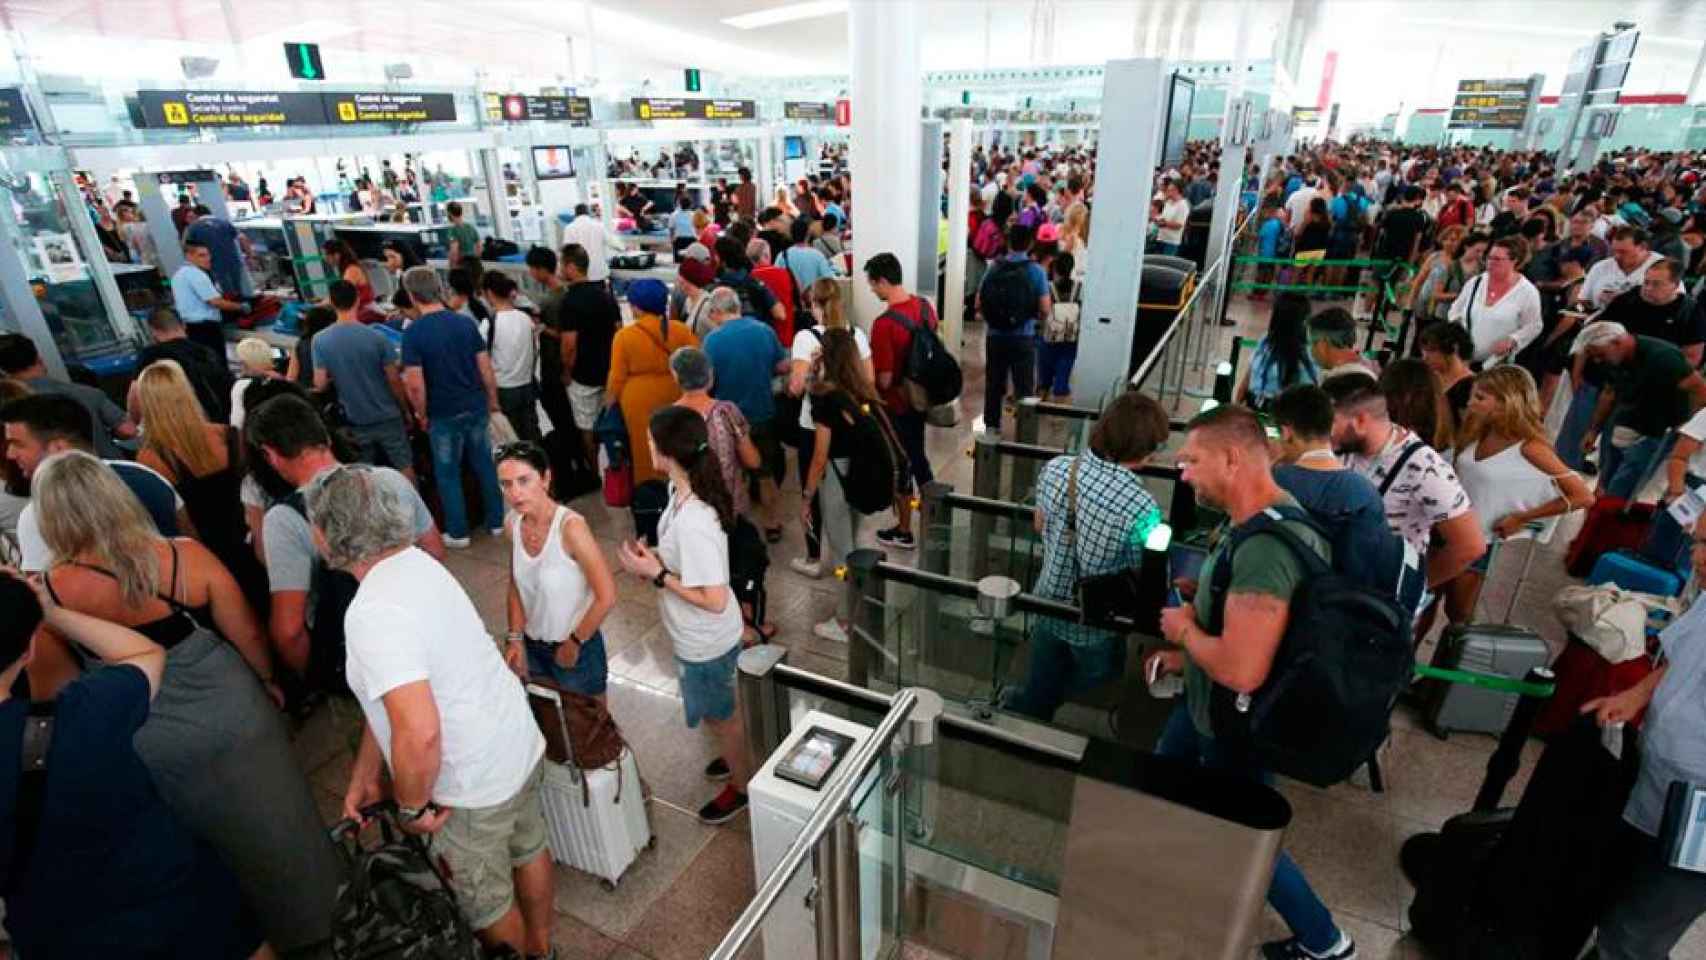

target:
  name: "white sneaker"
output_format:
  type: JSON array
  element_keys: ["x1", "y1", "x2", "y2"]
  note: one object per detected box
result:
[
  {"x1": 488, "y1": 527, "x2": 504, "y2": 537},
  {"x1": 790, "y1": 558, "x2": 823, "y2": 579},
  {"x1": 443, "y1": 535, "x2": 472, "y2": 549},
  {"x1": 812, "y1": 619, "x2": 850, "y2": 644}
]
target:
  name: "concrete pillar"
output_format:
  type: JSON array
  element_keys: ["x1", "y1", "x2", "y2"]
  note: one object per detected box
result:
[
  {"x1": 916, "y1": 119, "x2": 944, "y2": 309},
  {"x1": 848, "y1": 0, "x2": 922, "y2": 327},
  {"x1": 1205, "y1": 0, "x2": 1256, "y2": 332},
  {"x1": 942, "y1": 116, "x2": 973, "y2": 360},
  {"x1": 477, "y1": 148, "x2": 514, "y2": 241},
  {"x1": 1076, "y1": 58, "x2": 1168, "y2": 402}
]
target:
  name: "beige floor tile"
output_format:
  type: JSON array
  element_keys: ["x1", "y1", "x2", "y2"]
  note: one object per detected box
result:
[
  {"x1": 553, "y1": 803, "x2": 716, "y2": 940},
  {"x1": 621, "y1": 829, "x2": 758, "y2": 960},
  {"x1": 549, "y1": 912, "x2": 623, "y2": 960},
  {"x1": 1281, "y1": 790, "x2": 1406, "y2": 930}
]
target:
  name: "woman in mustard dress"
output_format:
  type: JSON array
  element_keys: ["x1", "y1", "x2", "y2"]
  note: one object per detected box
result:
[{"x1": 606, "y1": 278, "x2": 700, "y2": 486}]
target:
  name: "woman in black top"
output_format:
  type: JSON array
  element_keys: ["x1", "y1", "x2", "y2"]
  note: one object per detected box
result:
[
  {"x1": 1296, "y1": 196, "x2": 1333, "y2": 291},
  {"x1": 285, "y1": 305, "x2": 335, "y2": 388}
]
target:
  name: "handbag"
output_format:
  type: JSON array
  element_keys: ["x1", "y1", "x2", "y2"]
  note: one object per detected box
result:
[
  {"x1": 1552, "y1": 583, "x2": 1671, "y2": 664},
  {"x1": 602, "y1": 456, "x2": 633, "y2": 508},
  {"x1": 1065, "y1": 456, "x2": 1149, "y2": 632},
  {"x1": 593, "y1": 404, "x2": 629, "y2": 463},
  {"x1": 488, "y1": 411, "x2": 519, "y2": 449},
  {"x1": 525, "y1": 679, "x2": 627, "y2": 806}
]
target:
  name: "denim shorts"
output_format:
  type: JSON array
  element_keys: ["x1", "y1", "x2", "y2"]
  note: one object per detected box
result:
[
  {"x1": 677, "y1": 645, "x2": 741, "y2": 728},
  {"x1": 524, "y1": 632, "x2": 608, "y2": 697}
]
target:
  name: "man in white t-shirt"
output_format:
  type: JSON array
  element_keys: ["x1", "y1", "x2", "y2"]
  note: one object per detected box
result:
[
  {"x1": 1580, "y1": 226, "x2": 1663, "y2": 309},
  {"x1": 1287, "y1": 175, "x2": 1322, "y2": 237},
  {"x1": 1152, "y1": 179, "x2": 1191, "y2": 256},
  {"x1": 559, "y1": 203, "x2": 625, "y2": 284},
  {"x1": 1323, "y1": 372, "x2": 1485, "y2": 590},
  {"x1": 309, "y1": 465, "x2": 550, "y2": 957}
]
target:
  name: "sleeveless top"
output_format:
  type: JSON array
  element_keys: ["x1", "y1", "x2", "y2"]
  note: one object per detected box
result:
[
  {"x1": 45, "y1": 540, "x2": 213, "y2": 650},
  {"x1": 510, "y1": 506, "x2": 591, "y2": 646},
  {"x1": 165, "y1": 427, "x2": 247, "y2": 568},
  {"x1": 1454, "y1": 438, "x2": 1559, "y2": 541}
]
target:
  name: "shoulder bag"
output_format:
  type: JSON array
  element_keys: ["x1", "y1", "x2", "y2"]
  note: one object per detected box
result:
[{"x1": 1066, "y1": 456, "x2": 1150, "y2": 632}]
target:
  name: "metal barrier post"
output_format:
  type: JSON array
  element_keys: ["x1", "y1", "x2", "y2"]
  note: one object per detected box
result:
[
  {"x1": 738, "y1": 645, "x2": 789, "y2": 770},
  {"x1": 969, "y1": 433, "x2": 1000, "y2": 580},
  {"x1": 1012, "y1": 398, "x2": 1042, "y2": 499},
  {"x1": 812, "y1": 829, "x2": 841, "y2": 960},
  {"x1": 844, "y1": 548, "x2": 886, "y2": 688},
  {"x1": 917, "y1": 481, "x2": 954, "y2": 576},
  {"x1": 833, "y1": 814, "x2": 861, "y2": 960},
  {"x1": 905, "y1": 688, "x2": 945, "y2": 842},
  {"x1": 1474, "y1": 665, "x2": 1556, "y2": 812}
]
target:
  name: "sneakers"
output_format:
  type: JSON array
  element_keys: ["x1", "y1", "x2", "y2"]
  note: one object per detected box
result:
[
  {"x1": 876, "y1": 527, "x2": 916, "y2": 550},
  {"x1": 442, "y1": 535, "x2": 472, "y2": 549},
  {"x1": 790, "y1": 557, "x2": 823, "y2": 579},
  {"x1": 812, "y1": 619, "x2": 850, "y2": 644},
  {"x1": 489, "y1": 526, "x2": 504, "y2": 537},
  {"x1": 1260, "y1": 933, "x2": 1357, "y2": 960},
  {"x1": 704, "y1": 757, "x2": 731, "y2": 782},
  {"x1": 698, "y1": 785, "x2": 748, "y2": 824}
]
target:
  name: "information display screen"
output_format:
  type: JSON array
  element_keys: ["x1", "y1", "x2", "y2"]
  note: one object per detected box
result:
[
  {"x1": 1159, "y1": 72, "x2": 1194, "y2": 169},
  {"x1": 326, "y1": 92, "x2": 458, "y2": 124},
  {"x1": 784, "y1": 101, "x2": 832, "y2": 121},
  {"x1": 532, "y1": 146, "x2": 575, "y2": 180},
  {"x1": 0, "y1": 87, "x2": 34, "y2": 132},
  {"x1": 1448, "y1": 78, "x2": 1535, "y2": 129},
  {"x1": 1291, "y1": 106, "x2": 1321, "y2": 125},
  {"x1": 632, "y1": 98, "x2": 756, "y2": 121},
  {"x1": 138, "y1": 89, "x2": 330, "y2": 127}
]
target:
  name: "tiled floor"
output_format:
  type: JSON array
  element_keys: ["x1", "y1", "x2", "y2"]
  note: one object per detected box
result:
[{"x1": 286, "y1": 296, "x2": 1706, "y2": 959}]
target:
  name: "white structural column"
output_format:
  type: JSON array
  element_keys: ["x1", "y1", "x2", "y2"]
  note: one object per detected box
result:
[
  {"x1": 1075, "y1": 58, "x2": 1168, "y2": 402},
  {"x1": 1204, "y1": 0, "x2": 1256, "y2": 332},
  {"x1": 848, "y1": 0, "x2": 923, "y2": 327},
  {"x1": 916, "y1": 119, "x2": 944, "y2": 308},
  {"x1": 942, "y1": 116, "x2": 974, "y2": 359}
]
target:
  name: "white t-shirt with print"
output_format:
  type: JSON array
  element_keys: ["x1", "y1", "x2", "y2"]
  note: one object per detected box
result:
[
  {"x1": 792, "y1": 324, "x2": 872, "y2": 431},
  {"x1": 1157, "y1": 197, "x2": 1191, "y2": 245},
  {"x1": 1343, "y1": 426, "x2": 1472, "y2": 558},
  {"x1": 656, "y1": 488, "x2": 743, "y2": 663},
  {"x1": 343, "y1": 546, "x2": 544, "y2": 808}
]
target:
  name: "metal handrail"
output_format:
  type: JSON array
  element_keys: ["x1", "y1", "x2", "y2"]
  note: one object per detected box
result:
[
  {"x1": 1130, "y1": 253, "x2": 1222, "y2": 391},
  {"x1": 866, "y1": 559, "x2": 1083, "y2": 622},
  {"x1": 706, "y1": 689, "x2": 920, "y2": 960}
]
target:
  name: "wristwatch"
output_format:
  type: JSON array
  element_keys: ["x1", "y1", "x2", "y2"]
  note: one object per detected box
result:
[
  {"x1": 652, "y1": 568, "x2": 670, "y2": 588},
  {"x1": 398, "y1": 803, "x2": 432, "y2": 824}
]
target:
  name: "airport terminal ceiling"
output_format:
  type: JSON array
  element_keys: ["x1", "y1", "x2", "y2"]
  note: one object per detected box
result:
[{"x1": 3, "y1": 0, "x2": 1704, "y2": 126}]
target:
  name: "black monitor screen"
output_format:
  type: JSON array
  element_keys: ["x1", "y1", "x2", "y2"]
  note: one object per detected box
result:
[
  {"x1": 1161, "y1": 73, "x2": 1195, "y2": 169},
  {"x1": 532, "y1": 146, "x2": 575, "y2": 180}
]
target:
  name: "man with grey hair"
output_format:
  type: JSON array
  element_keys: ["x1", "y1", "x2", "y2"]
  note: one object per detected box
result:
[
  {"x1": 703, "y1": 284, "x2": 790, "y2": 533},
  {"x1": 399, "y1": 264, "x2": 504, "y2": 548},
  {"x1": 1307, "y1": 308, "x2": 1377, "y2": 381},
  {"x1": 246, "y1": 393, "x2": 443, "y2": 684},
  {"x1": 310, "y1": 465, "x2": 555, "y2": 960},
  {"x1": 1574, "y1": 320, "x2": 1706, "y2": 498}
]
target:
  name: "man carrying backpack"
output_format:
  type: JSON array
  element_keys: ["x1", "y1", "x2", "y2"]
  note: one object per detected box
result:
[
  {"x1": 976, "y1": 222, "x2": 1051, "y2": 433},
  {"x1": 866, "y1": 252, "x2": 945, "y2": 550},
  {"x1": 247, "y1": 395, "x2": 446, "y2": 690},
  {"x1": 1152, "y1": 404, "x2": 1359, "y2": 960}
]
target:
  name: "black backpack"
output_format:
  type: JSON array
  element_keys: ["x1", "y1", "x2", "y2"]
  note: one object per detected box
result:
[
  {"x1": 284, "y1": 492, "x2": 360, "y2": 695},
  {"x1": 330, "y1": 806, "x2": 483, "y2": 960},
  {"x1": 828, "y1": 394, "x2": 906, "y2": 515},
  {"x1": 1206, "y1": 505, "x2": 1415, "y2": 787},
  {"x1": 886, "y1": 301, "x2": 963, "y2": 411},
  {"x1": 980, "y1": 258, "x2": 1036, "y2": 332}
]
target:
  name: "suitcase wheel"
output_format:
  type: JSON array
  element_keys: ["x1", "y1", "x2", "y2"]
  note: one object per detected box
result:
[{"x1": 602, "y1": 879, "x2": 617, "y2": 892}]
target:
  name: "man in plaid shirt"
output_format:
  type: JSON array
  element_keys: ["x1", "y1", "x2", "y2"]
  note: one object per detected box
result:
[{"x1": 1003, "y1": 392, "x2": 1169, "y2": 721}]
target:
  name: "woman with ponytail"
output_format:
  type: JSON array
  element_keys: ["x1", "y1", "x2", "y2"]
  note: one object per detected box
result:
[{"x1": 616, "y1": 405, "x2": 750, "y2": 825}]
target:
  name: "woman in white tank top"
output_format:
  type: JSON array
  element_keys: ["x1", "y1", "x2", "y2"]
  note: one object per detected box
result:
[
  {"x1": 497, "y1": 443, "x2": 617, "y2": 701},
  {"x1": 1444, "y1": 367, "x2": 1592, "y2": 625}
]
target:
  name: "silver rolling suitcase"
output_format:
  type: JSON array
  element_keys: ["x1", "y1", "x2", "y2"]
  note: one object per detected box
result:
[{"x1": 1425, "y1": 536, "x2": 1552, "y2": 738}]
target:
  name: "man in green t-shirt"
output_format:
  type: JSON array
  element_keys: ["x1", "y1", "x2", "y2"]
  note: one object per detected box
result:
[
  {"x1": 1150, "y1": 404, "x2": 1354, "y2": 960},
  {"x1": 1579, "y1": 322, "x2": 1706, "y2": 499},
  {"x1": 446, "y1": 201, "x2": 481, "y2": 268}
]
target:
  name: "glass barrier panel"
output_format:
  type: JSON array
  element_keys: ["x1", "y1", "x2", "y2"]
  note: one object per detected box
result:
[{"x1": 852, "y1": 747, "x2": 905, "y2": 956}]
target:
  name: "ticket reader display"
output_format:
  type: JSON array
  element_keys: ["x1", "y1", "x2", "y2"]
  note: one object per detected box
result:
[{"x1": 747, "y1": 711, "x2": 873, "y2": 960}]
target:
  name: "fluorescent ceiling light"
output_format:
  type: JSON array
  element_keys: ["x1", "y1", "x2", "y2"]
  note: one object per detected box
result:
[{"x1": 722, "y1": 0, "x2": 847, "y2": 30}]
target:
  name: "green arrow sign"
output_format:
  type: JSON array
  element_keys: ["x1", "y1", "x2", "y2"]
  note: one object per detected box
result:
[{"x1": 286, "y1": 42, "x2": 324, "y2": 81}]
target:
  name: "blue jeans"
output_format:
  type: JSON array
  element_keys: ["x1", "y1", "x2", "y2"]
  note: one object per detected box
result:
[
  {"x1": 1155, "y1": 702, "x2": 1341, "y2": 953},
  {"x1": 1602, "y1": 431, "x2": 1671, "y2": 501},
  {"x1": 1002, "y1": 626, "x2": 1125, "y2": 722},
  {"x1": 1154, "y1": 242, "x2": 1181, "y2": 256},
  {"x1": 428, "y1": 409, "x2": 504, "y2": 539},
  {"x1": 984, "y1": 333, "x2": 1036, "y2": 431},
  {"x1": 1555, "y1": 382, "x2": 1600, "y2": 472},
  {"x1": 1037, "y1": 341, "x2": 1078, "y2": 397},
  {"x1": 524, "y1": 633, "x2": 608, "y2": 698}
]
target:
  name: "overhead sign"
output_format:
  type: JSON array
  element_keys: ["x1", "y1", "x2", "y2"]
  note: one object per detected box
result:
[
  {"x1": 138, "y1": 89, "x2": 331, "y2": 127},
  {"x1": 1448, "y1": 77, "x2": 1536, "y2": 129},
  {"x1": 285, "y1": 42, "x2": 324, "y2": 80},
  {"x1": 491, "y1": 92, "x2": 590, "y2": 124},
  {"x1": 0, "y1": 87, "x2": 36, "y2": 133},
  {"x1": 783, "y1": 101, "x2": 832, "y2": 122},
  {"x1": 632, "y1": 97, "x2": 755, "y2": 121},
  {"x1": 1291, "y1": 106, "x2": 1321, "y2": 125},
  {"x1": 684, "y1": 68, "x2": 703, "y2": 93},
  {"x1": 325, "y1": 91, "x2": 458, "y2": 124},
  {"x1": 836, "y1": 98, "x2": 851, "y2": 127}
]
